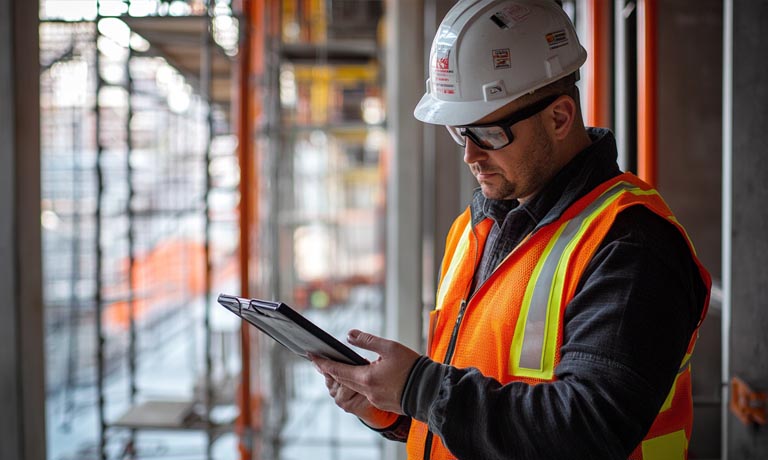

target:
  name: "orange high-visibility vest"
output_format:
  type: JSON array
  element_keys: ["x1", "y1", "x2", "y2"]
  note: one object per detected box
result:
[{"x1": 406, "y1": 173, "x2": 711, "y2": 460}]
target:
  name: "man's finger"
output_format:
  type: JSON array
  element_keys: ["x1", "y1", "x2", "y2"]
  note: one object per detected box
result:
[
  {"x1": 346, "y1": 329, "x2": 391, "y2": 354},
  {"x1": 335, "y1": 384, "x2": 356, "y2": 404},
  {"x1": 313, "y1": 356, "x2": 368, "y2": 395}
]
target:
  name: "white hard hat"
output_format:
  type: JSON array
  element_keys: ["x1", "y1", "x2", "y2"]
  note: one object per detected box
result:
[{"x1": 414, "y1": 0, "x2": 587, "y2": 126}]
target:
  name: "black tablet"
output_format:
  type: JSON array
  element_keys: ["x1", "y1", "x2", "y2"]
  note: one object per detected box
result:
[{"x1": 217, "y1": 293, "x2": 368, "y2": 366}]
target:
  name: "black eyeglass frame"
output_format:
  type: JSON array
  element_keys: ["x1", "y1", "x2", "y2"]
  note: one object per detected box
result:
[{"x1": 447, "y1": 94, "x2": 563, "y2": 150}]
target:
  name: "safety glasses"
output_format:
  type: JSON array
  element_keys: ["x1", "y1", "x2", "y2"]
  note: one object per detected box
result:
[{"x1": 446, "y1": 94, "x2": 562, "y2": 150}]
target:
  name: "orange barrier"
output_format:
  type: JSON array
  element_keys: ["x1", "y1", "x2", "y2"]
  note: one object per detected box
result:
[{"x1": 104, "y1": 239, "x2": 238, "y2": 330}]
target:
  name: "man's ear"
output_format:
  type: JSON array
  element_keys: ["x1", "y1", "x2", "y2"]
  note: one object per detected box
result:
[{"x1": 549, "y1": 95, "x2": 577, "y2": 141}]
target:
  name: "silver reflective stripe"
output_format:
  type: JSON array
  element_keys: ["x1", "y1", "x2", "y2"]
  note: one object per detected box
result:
[{"x1": 517, "y1": 182, "x2": 639, "y2": 370}]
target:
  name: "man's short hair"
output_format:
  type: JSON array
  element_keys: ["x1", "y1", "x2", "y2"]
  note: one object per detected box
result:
[
  {"x1": 517, "y1": 72, "x2": 581, "y2": 114},
  {"x1": 533, "y1": 72, "x2": 578, "y2": 100}
]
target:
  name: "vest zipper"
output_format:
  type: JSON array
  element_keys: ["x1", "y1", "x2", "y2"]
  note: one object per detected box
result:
[
  {"x1": 422, "y1": 297, "x2": 469, "y2": 460},
  {"x1": 423, "y1": 225, "x2": 481, "y2": 459},
  {"x1": 421, "y1": 223, "x2": 535, "y2": 459},
  {"x1": 442, "y1": 300, "x2": 468, "y2": 368}
]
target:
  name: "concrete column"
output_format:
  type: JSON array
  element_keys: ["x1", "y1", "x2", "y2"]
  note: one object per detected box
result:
[
  {"x1": 655, "y1": 1, "x2": 723, "y2": 456},
  {"x1": 422, "y1": 0, "x2": 468, "y2": 313},
  {"x1": 385, "y1": 0, "x2": 425, "y2": 353},
  {"x1": 726, "y1": 1, "x2": 768, "y2": 458},
  {"x1": 0, "y1": 0, "x2": 45, "y2": 460},
  {"x1": 385, "y1": 1, "x2": 424, "y2": 459}
]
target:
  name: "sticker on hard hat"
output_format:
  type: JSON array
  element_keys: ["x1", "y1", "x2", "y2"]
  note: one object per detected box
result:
[
  {"x1": 546, "y1": 29, "x2": 569, "y2": 50},
  {"x1": 492, "y1": 49, "x2": 511, "y2": 70},
  {"x1": 490, "y1": 4, "x2": 532, "y2": 29},
  {"x1": 432, "y1": 44, "x2": 458, "y2": 96}
]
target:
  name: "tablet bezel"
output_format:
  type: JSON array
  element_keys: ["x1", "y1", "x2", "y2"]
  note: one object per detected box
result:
[{"x1": 217, "y1": 293, "x2": 368, "y2": 366}]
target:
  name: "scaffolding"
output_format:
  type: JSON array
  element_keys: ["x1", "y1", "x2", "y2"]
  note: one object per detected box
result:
[
  {"x1": 252, "y1": 2, "x2": 388, "y2": 459},
  {"x1": 41, "y1": 1, "x2": 388, "y2": 459},
  {"x1": 41, "y1": 1, "x2": 240, "y2": 458}
]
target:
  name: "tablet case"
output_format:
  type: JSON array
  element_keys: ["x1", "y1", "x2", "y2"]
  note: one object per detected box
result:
[{"x1": 217, "y1": 293, "x2": 368, "y2": 366}]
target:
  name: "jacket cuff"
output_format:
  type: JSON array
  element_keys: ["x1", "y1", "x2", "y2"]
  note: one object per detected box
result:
[
  {"x1": 359, "y1": 409, "x2": 401, "y2": 431},
  {"x1": 359, "y1": 413, "x2": 412, "y2": 443},
  {"x1": 400, "y1": 355, "x2": 450, "y2": 423}
]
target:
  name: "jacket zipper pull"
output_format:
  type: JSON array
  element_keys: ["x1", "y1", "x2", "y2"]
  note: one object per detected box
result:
[
  {"x1": 455, "y1": 300, "x2": 468, "y2": 328},
  {"x1": 442, "y1": 299, "x2": 469, "y2": 365}
]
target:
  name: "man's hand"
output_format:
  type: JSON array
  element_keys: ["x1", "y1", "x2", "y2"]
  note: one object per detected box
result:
[
  {"x1": 311, "y1": 329, "x2": 421, "y2": 415},
  {"x1": 321, "y1": 372, "x2": 398, "y2": 428}
]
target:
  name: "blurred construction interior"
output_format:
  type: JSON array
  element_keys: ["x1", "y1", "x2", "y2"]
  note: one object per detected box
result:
[{"x1": 1, "y1": 1, "x2": 767, "y2": 460}]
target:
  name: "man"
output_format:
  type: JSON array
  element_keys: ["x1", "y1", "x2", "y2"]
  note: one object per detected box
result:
[{"x1": 312, "y1": 0, "x2": 711, "y2": 459}]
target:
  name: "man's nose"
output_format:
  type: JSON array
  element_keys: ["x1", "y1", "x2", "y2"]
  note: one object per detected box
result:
[{"x1": 463, "y1": 139, "x2": 489, "y2": 165}]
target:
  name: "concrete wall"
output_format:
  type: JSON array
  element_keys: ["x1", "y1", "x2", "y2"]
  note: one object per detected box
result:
[
  {"x1": 656, "y1": 3, "x2": 724, "y2": 456},
  {"x1": 0, "y1": 0, "x2": 21, "y2": 454},
  {"x1": 657, "y1": 0, "x2": 723, "y2": 281},
  {"x1": 728, "y1": 1, "x2": 768, "y2": 458},
  {"x1": 656, "y1": 1, "x2": 723, "y2": 458},
  {"x1": 0, "y1": 1, "x2": 45, "y2": 460}
]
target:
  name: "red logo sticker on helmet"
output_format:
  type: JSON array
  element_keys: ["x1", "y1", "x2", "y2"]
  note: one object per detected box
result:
[
  {"x1": 433, "y1": 45, "x2": 451, "y2": 71},
  {"x1": 493, "y1": 48, "x2": 511, "y2": 70},
  {"x1": 546, "y1": 29, "x2": 569, "y2": 50},
  {"x1": 431, "y1": 44, "x2": 458, "y2": 96}
]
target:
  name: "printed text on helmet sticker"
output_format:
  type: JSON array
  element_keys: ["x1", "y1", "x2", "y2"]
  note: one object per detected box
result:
[
  {"x1": 490, "y1": 4, "x2": 532, "y2": 29},
  {"x1": 546, "y1": 29, "x2": 569, "y2": 50},
  {"x1": 431, "y1": 25, "x2": 459, "y2": 97}
]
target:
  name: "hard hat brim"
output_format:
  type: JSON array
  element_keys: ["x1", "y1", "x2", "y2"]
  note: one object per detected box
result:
[{"x1": 413, "y1": 91, "x2": 517, "y2": 126}]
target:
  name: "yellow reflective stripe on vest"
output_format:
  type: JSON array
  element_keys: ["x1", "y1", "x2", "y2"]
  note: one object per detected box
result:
[
  {"x1": 436, "y1": 221, "x2": 473, "y2": 310},
  {"x1": 511, "y1": 182, "x2": 646, "y2": 379},
  {"x1": 641, "y1": 429, "x2": 688, "y2": 459}
]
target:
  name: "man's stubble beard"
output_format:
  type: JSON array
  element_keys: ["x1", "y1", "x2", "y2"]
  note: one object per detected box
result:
[{"x1": 481, "y1": 117, "x2": 555, "y2": 201}]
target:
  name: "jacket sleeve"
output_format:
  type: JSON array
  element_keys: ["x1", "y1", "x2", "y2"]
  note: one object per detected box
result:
[{"x1": 401, "y1": 206, "x2": 708, "y2": 460}]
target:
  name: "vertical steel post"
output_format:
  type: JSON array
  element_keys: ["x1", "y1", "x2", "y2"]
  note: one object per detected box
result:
[
  {"x1": 637, "y1": 0, "x2": 657, "y2": 186},
  {"x1": 587, "y1": 0, "x2": 611, "y2": 129},
  {"x1": 94, "y1": 2, "x2": 107, "y2": 459},
  {"x1": 721, "y1": 1, "x2": 732, "y2": 458},
  {"x1": 237, "y1": 0, "x2": 256, "y2": 458},
  {"x1": 64, "y1": 102, "x2": 82, "y2": 432},
  {"x1": 125, "y1": 29, "x2": 138, "y2": 460},
  {"x1": 613, "y1": 0, "x2": 629, "y2": 171},
  {"x1": 202, "y1": 3, "x2": 215, "y2": 459}
]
